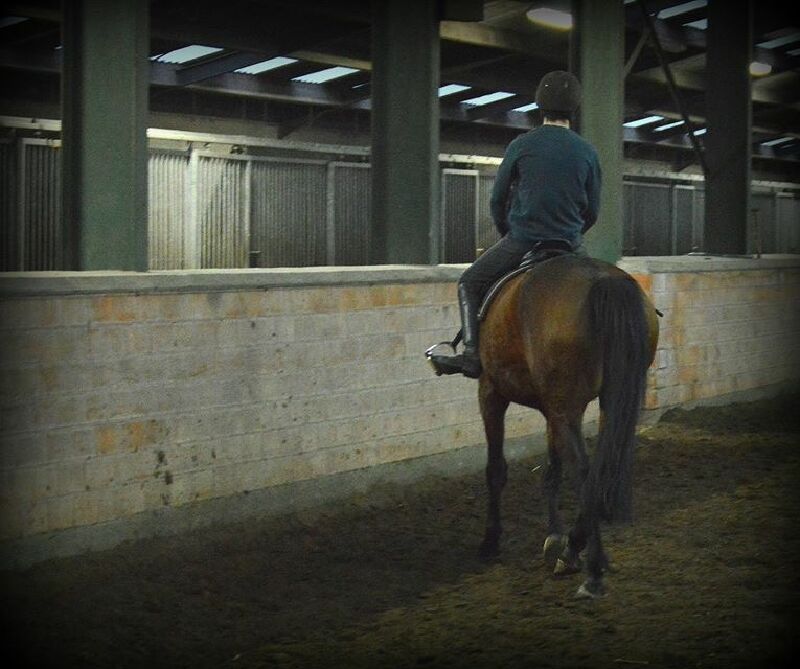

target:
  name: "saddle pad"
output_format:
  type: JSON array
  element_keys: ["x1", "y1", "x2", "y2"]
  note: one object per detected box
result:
[
  {"x1": 478, "y1": 266, "x2": 530, "y2": 321},
  {"x1": 478, "y1": 247, "x2": 574, "y2": 321}
]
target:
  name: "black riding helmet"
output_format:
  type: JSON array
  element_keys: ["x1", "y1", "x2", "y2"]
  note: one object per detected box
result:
[{"x1": 535, "y1": 70, "x2": 582, "y2": 116}]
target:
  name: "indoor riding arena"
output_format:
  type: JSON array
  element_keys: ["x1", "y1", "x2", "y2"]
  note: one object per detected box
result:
[{"x1": 1, "y1": 2, "x2": 799, "y2": 668}]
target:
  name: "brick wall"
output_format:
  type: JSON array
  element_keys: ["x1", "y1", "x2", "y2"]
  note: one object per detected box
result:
[
  {"x1": 0, "y1": 268, "x2": 549, "y2": 546},
  {"x1": 620, "y1": 257, "x2": 800, "y2": 411},
  {"x1": 1, "y1": 258, "x2": 798, "y2": 557}
]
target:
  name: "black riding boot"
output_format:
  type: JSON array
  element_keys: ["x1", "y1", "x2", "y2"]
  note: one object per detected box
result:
[{"x1": 428, "y1": 284, "x2": 483, "y2": 379}]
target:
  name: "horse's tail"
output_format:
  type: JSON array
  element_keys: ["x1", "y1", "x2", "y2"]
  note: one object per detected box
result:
[{"x1": 586, "y1": 274, "x2": 651, "y2": 524}]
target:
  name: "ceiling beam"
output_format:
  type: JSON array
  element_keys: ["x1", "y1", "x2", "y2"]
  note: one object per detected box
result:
[
  {"x1": 463, "y1": 94, "x2": 527, "y2": 120},
  {"x1": 628, "y1": 9, "x2": 800, "y2": 76},
  {"x1": 174, "y1": 52, "x2": 275, "y2": 86},
  {"x1": 439, "y1": 20, "x2": 567, "y2": 61},
  {"x1": 659, "y1": 7, "x2": 708, "y2": 28},
  {"x1": 0, "y1": 3, "x2": 60, "y2": 22},
  {"x1": 150, "y1": 62, "x2": 350, "y2": 107},
  {"x1": 0, "y1": 45, "x2": 60, "y2": 74}
]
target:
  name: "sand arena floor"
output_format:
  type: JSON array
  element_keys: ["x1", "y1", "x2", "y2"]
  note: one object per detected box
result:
[{"x1": 3, "y1": 393, "x2": 799, "y2": 669}]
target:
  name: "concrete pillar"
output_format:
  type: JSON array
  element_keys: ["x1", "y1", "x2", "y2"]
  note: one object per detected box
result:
[
  {"x1": 62, "y1": 0, "x2": 149, "y2": 271},
  {"x1": 704, "y1": 0, "x2": 752, "y2": 255},
  {"x1": 571, "y1": 0, "x2": 625, "y2": 263},
  {"x1": 370, "y1": 0, "x2": 440, "y2": 264}
]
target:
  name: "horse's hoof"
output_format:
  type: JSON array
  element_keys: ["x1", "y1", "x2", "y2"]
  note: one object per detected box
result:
[
  {"x1": 575, "y1": 579, "x2": 606, "y2": 600},
  {"x1": 553, "y1": 555, "x2": 582, "y2": 578},
  {"x1": 542, "y1": 534, "x2": 566, "y2": 567}
]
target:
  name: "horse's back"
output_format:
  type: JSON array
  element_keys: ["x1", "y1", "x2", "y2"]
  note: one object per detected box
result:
[{"x1": 480, "y1": 255, "x2": 654, "y2": 413}]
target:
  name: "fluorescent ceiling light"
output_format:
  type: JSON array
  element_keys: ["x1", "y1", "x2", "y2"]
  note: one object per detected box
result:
[
  {"x1": 293, "y1": 66, "x2": 359, "y2": 84},
  {"x1": 692, "y1": 128, "x2": 707, "y2": 136},
  {"x1": 623, "y1": 115, "x2": 665, "y2": 128},
  {"x1": 235, "y1": 56, "x2": 297, "y2": 75},
  {"x1": 684, "y1": 19, "x2": 707, "y2": 29},
  {"x1": 658, "y1": 1, "x2": 707, "y2": 19},
  {"x1": 0, "y1": 16, "x2": 28, "y2": 28},
  {"x1": 653, "y1": 120, "x2": 685, "y2": 132},
  {"x1": 438, "y1": 84, "x2": 471, "y2": 97},
  {"x1": 461, "y1": 91, "x2": 516, "y2": 106},
  {"x1": 749, "y1": 61, "x2": 772, "y2": 76},
  {"x1": 511, "y1": 102, "x2": 539, "y2": 112},
  {"x1": 758, "y1": 32, "x2": 800, "y2": 49},
  {"x1": 761, "y1": 136, "x2": 794, "y2": 147},
  {"x1": 525, "y1": 8, "x2": 573, "y2": 30},
  {"x1": 151, "y1": 45, "x2": 224, "y2": 64}
]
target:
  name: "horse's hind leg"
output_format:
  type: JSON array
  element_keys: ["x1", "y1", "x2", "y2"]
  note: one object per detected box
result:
[
  {"x1": 563, "y1": 491, "x2": 609, "y2": 598},
  {"x1": 542, "y1": 418, "x2": 568, "y2": 566},
  {"x1": 575, "y1": 510, "x2": 608, "y2": 599},
  {"x1": 478, "y1": 380, "x2": 509, "y2": 559},
  {"x1": 549, "y1": 415, "x2": 590, "y2": 577}
]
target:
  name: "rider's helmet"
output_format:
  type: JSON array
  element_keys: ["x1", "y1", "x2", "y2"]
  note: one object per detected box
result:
[{"x1": 535, "y1": 71, "x2": 582, "y2": 118}]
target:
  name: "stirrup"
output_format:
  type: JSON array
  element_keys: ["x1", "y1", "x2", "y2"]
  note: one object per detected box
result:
[
  {"x1": 425, "y1": 343, "x2": 482, "y2": 378},
  {"x1": 425, "y1": 341, "x2": 459, "y2": 376}
]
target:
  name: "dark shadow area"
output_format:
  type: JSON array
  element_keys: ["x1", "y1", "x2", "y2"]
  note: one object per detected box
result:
[{"x1": 2, "y1": 393, "x2": 799, "y2": 669}]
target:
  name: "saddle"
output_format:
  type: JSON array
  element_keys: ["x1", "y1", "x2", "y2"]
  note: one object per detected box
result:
[
  {"x1": 478, "y1": 239, "x2": 575, "y2": 320},
  {"x1": 428, "y1": 239, "x2": 575, "y2": 357}
]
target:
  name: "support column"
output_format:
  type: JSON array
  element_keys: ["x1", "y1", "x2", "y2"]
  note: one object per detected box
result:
[
  {"x1": 571, "y1": 0, "x2": 625, "y2": 263},
  {"x1": 704, "y1": 0, "x2": 752, "y2": 255},
  {"x1": 370, "y1": 0, "x2": 440, "y2": 264},
  {"x1": 62, "y1": 0, "x2": 149, "y2": 271}
]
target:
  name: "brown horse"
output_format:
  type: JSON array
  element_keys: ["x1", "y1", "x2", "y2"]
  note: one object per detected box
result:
[{"x1": 476, "y1": 253, "x2": 659, "y2": 599}]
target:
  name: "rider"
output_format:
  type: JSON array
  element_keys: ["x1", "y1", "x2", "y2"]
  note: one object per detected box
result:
[{"x1": 429, "y1": 70, "x2": 601, "y2": 378}]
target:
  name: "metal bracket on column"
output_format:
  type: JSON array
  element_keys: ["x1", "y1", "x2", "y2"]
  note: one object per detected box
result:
[
  {"x1": 636, "y1": 0, "x2": 709, "y2": 178},
  {"x1": 624, "y1": 26, "x2": 650, "y2": 78}
]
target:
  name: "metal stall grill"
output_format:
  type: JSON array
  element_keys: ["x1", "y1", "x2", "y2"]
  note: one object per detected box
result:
[
  {"x1": 148, "y1": 151, "x2": 188, "y2": 270},
  {"x1": 623, "y1": 182, "x2": 672, "y2": 256},
  {"x1": 329, "y1": 162, "x2": 371, "y2": 266},
  {"x1": 672, "y1": 185, "x2": 699, "y2": 255},
  {"x1": 197, "y1": 155, "x2": 249, "y2": 269},
  {"x1": 20, "y1": 139, "x2": 62, "y2": 270},
  {"x1": 750, "y1": 190, "x2": 777, "y2": 254},
  {"x1": 2, "y1": 128, "x2": 799, "y2": 268},
  {"x1": 690, "y1": 187, "x2": 706, "y2": 252},
  {"x1": 0, "y1": 140, "x2": 15, "y2": 271},
  {"x1": 441, "y1": 169, "x2": 478, "y2": 263},
  {"x1": 476, "y1": 173, "x2": 499, "y2": 256},
  {"x1": 777, "y1": 194, "x2": 800, "y2": 253},
  {"x1": 250, "y1": 157, "x2": 328, "y2": 268}
]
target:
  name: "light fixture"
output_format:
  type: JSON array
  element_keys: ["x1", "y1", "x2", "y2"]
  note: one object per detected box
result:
[
  {"x1": 151, "y1": 45, "x2": 224, "y2": 64},
  {"x1": 525, "y1": 7, "x2": 573, "y2": 30},
  {"x1": 0, "y1": 16, "x2": 28, "y2": 28},
  {"x1": 235, "y1": 56, "x2": 297, "y2": 75},
  {"x1": 683, "y1": 19, "x2": 707, "y2": 29},
  {"x1": 657, "y1": 0, "x2": 707, "y2": 20},
  {"x1": 761, "y1": 136, "x2": 793, "y2": 147},
  {"x1": 757, "y1": 32, "x2": 800, "y2": 49},
  {"x1": 292, "y1": 66, "x2": 359, "y2": 84},
  {"x1": 461, "y1": 91, "x2": 516, "y2": 107},
  {"x1": 623, "y1": 115, "x2": 665, "y2": 128},
  {"x1": 749, "y1": 61, "x2": 772, "y2": 76},
  {"x1": 653, "y1": 120, "x2": 685, "y2": 132},
  {"x1": 438, "y1": 84, "x2": 471, "y2": 98}
]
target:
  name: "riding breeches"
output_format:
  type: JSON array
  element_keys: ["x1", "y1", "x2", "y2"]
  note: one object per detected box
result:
[{"x1": 458, "y1": 236, "x2": 535, "y2": 309}]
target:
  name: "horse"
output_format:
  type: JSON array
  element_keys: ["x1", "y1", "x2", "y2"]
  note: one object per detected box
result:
[{"x1": 474, "y1": 253, "x2": 659, "y2": 599}]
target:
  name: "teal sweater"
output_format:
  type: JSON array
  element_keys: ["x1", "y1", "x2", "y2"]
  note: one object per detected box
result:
[{"x1": 490, "y1": 124, "x2": 601, "y2": 248}]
